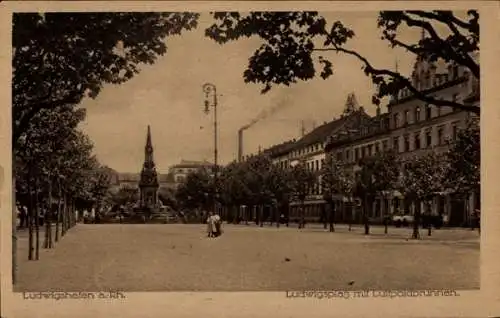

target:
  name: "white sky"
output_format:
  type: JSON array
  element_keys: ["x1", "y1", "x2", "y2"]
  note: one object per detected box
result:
[{"x1": 78, "y1": 11, "x2": 434, "y2": 173}]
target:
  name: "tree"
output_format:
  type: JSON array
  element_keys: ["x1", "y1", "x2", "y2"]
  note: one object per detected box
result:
[
  {"x1": 13, "y1": 12, "x2": 200, "y2": 145},
  {"x1": 218, "y1": 161, "x2": 252, "y2": 224},
  {"x1": 445, "y1": 119, "x2": 480, "y2": 229},
  {"x1": 206, "y1": 11, "x2": 479, "y2": 114},
  {"x1": 353, "y1": 157, "x2": 378, "y2": 235},
  {"x1": 176, "y1": 168, "x2": 214, "y2": 216},
  {"x1": 401, "y1": 153, "x2": 446, "y2": 239},
  {"x1": 289, "y1": 160, "x2": 316, "y2": 229},
  {"x1": 371, "y1": 150, "x2": 401, "y2": 234},
  {"x1": 111, "y1": 184, "x2": 139, "y2": 209},
  {"x1": 321, "y1": 155, "x2": 353, "y2": 232},
  {"x1": 266, "y1": 164, "x2": 293, "y2": 228}
]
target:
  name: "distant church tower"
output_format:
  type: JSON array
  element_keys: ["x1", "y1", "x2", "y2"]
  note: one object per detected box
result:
[
  {"x1": 139, "y1": 125, "x2": 159, "y2": 209},
  {"x1": 342, "y1": 92, "x2": 359, "y2": 117}
]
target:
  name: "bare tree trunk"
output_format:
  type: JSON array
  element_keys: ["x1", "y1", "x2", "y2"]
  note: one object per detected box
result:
[
  {"x1": 27, "y1": 178, "x2": 34, "y2": 261},
  {"x1": 412, "y1": 199, "x2": 421, "y2": 239},
  {"x1": 34, "y1": 178, "x2": 40, "y2": 260},
  {"x1": 55, "y1": 182, "x2": 62, "y2": 242},
  {"x1": 329, "y1": 201, "x2": 335, "y2": 232},
  {"x1": 323, "y1": 201, "x2": 328, "y2": 230},
  {"x1": 427, "y1": 201, "x2": 432, "y2": 237},
  {"x1": 259, "y1": 205, "x2": 264, "y2": 227},
  {"x1": 44, "y1": 177, "x2": 53, "y2": 249},
  {"x1": 61, "y1": 192, "x2": 67, "y2": 237},
  {"x1": 383, "y1": 196, "x2": 389, "y2": 235},
  {"x1": 300, "y1": 200, "x2": 306, "y2": 229},
  {"x1": 363, "y1": 197, "x2": 370, "y2": 235},
  {"x1": 276, "y1": 204, "x2": 280, "y2": 228},
  {"x1": 348, "y1": 201, "x2": 352, "y2": 231}
]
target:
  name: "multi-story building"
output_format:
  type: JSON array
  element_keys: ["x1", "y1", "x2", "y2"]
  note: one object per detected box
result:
[
  {"x1": 325, "y1": 56, "x2": 479, "y2": 226},
  {"x1": 261, "y1": 94, "x2": 372, "y2": 221},
  {"x1": 168, "y1": 159, "x2": 214, "y2": 188}
]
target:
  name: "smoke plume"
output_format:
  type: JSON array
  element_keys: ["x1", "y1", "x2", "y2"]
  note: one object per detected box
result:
[{"x1": 240, "y1": 94, "x2": 291, "y2": 131}]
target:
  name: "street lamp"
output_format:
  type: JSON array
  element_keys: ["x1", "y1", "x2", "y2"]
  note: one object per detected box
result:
[{"x1": 202, "y1": 83, "x2": 219, "y2": 216}]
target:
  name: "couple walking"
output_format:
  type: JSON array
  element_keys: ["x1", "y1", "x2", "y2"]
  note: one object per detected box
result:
[{"x1": 206, "y1": 211, "x2": 222, "y2": 238}]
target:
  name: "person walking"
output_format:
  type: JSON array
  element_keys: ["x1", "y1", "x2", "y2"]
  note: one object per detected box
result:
[
  {"x1": 206, "y1": 211, "x2": 214, "y2": 238},
  {"x1": 213, "y1": 213, "x2": 222, "y2": 237}
]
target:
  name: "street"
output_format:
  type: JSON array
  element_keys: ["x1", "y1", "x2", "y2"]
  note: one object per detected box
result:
[{"x1": 15, "y1": 223, "x2": 479, "y2": 292}]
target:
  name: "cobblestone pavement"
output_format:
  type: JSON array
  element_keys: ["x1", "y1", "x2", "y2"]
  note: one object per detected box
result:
[{"x1": 15, "y1": 223, "x2": 479, "y2": 292}]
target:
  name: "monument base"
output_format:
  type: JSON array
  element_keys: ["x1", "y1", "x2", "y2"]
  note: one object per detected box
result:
[{"x1": 130, "y1": 206, "x2": 169, "y2": 224}]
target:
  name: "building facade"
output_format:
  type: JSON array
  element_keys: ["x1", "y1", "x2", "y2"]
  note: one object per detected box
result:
[
  {"x1": 262, "y1": 93, "x2": 373, "y2": 222},
  {"x1": 168, "y1": 160, "x2": 214, "y2": 189},
  {"x1": 325, "y1": 57, "x2": 479, "y2": 226}
]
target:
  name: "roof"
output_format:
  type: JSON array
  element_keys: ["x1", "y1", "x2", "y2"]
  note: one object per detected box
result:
[
  {"x1": 263, "y1": 140, "x2": 298, "y2": 158},
  {"x1": 325, "y1": 113, "x2": 391, "y2": 151},
  {"x1": 294, "y1": 109, "x2": 368, "y2": 148},
  {"x1": 171, "y1": 159, "x2": 214, "y2": 169}
]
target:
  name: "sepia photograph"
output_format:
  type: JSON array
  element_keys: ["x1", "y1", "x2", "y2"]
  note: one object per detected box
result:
[
  {"x1": 3, "y1": 3, "x2": 497, "y2": 317},
  {"x1": 9, "y1": 8, "x2": 482, "y2": 294}
]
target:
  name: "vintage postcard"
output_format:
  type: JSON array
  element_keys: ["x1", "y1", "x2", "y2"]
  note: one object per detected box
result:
[{"x1": 1, "y1": 1, "x2": 499, "y2": 317}]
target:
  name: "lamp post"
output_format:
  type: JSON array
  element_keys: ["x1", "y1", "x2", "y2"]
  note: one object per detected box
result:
[{"x1": 202, "y1": 83, "x2": 219, "y2": 215}]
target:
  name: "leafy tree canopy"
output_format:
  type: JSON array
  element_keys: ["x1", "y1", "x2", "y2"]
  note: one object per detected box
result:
[
  {"x1": 13, "y1": 12, "x2": 200, "y2": 144},
  {"x1": 206, "y1": 10, "x2": 479, "y2": 114},
  {"x1": 445, "y1": 120, "x2": 480, "y2": 194}
]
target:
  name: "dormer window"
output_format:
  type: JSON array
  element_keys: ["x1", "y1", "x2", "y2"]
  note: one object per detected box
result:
[
  {"x1": 415, "y1": 106, "x2": 421, "y2": 122},
  {"x1": 426, "y1": 104, "x2": 432, "y2": 119}
]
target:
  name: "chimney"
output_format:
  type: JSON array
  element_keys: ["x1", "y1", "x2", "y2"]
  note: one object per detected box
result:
[{"x1": 238, "y1": 129, "x2": 243, "y2": 162}]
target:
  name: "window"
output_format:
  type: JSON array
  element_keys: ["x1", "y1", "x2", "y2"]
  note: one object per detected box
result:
[
  {"x1": 355, "y1": 148, "x2": 359, "y2": 160},
  {"x1": 415, "y1": 106, "x2": 421, "y2": 122},
  {"x1": 393, "y1": 113, "x2": 399, "y2": 128},
  {"x1": 375, "y1": 143, "x2": 380, "y2": 153},
  {"x1": 315, "y1": 160, "x2": 319, "y2": 171},
  {"x1": 426, "y1": 104, "x2": 432, "y2": 119},
  {"x1": 426, "y1": 130, "x2": 432, "y2": 148},
  {"x1": 404, "y1": 135, "x2": 410, "y2": 152},
  {"x1": 368, "y1": 145, "x2": 372, "y2": 156},
  {"x1": 414, "y1": 133, "x2": 421, "y2": 150},
  {"x1": 404, "y1": 110, "x2": 410, "y2": 125},
  {"x1": 336, "y1": 152, "x2": 342, "y2": 161},
  {"x1": 393, "y1": 137, "x2": 399, "y2": 152},
  {"x1": 437, "y1": 127, "x2": 444, "y2": 145},
  {"x1": 382, "y1": 140, "x2": 388, "y2": 150},
  {"x1": 345, "y1": 150, "x2": 350, "y2": 162}
]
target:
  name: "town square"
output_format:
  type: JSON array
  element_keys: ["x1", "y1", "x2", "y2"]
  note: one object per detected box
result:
[{"x1": 10, "y1": 9, "x2": 480, "y2": 294}]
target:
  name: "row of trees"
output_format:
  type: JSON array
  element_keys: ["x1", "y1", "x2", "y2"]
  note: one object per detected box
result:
[
  {"x1": 14, "y1": 104, "x2": 113, "y2": 261},
  {"x1": 175, "y1": 120, "x2": 479, "y2": 240}
]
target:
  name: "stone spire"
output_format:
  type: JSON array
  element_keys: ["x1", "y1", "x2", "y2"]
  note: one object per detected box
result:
[
  {"x1": 139, "y1": 125, "x2": 158, "y2": 188},
  {"x1": 144, "y1": 125, "x2": 154, "y2": 167}
]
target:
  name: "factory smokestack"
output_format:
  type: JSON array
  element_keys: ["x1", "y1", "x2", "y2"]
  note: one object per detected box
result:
[{"x1": 238, "y1": 128, "x2": 244, "y2": 162}]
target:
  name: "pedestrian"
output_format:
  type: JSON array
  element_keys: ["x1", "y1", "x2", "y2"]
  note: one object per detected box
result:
[
  {"x1": 15, "y1": 203, "x2": 21, "y2": 228},
  {"x1": 213, "y1": 213, "x2": 222, "y2": 237},
  {"x1": 206, "y1": 211, "x2": 214, "y2": 237}
]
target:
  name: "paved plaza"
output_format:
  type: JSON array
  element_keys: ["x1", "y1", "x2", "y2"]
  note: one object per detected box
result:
[{"x1": 15, "y1": 223, "x2": 479, "y2": 292}]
